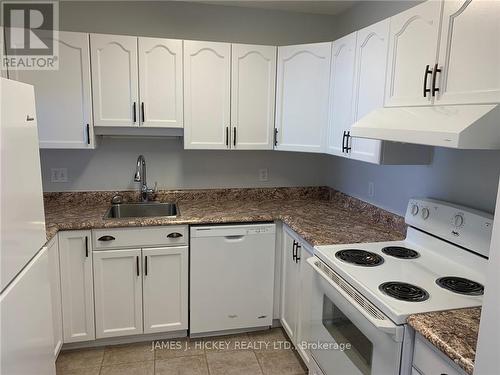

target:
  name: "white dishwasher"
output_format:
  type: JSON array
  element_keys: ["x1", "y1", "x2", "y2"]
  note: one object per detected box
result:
[{"x1": 190, "y1": 223, "x2": 276, "y2": 335}]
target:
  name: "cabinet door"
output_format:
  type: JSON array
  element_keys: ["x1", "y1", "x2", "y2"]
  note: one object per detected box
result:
[
  {"x1": 231, "y1": 44, "x2": 276, "y2": 150},
  {"x1": 280, "y1": 229, "x2": 300, "y2": 343},
  {"x1": 90, "y1": 34, "x2": 139, "y2": 127},
  {"x1": 385, "y1": 0, "x2": 442, "y2": 106},
  {"x1": 350, "y1": 19, "x2": 390, "y2": 164},
  {"x1": 143, "y1": 246, "x2": 188, "y2": 334},
  {"x1": 327, "y1": 33, "x2": 356, "y2": 157},
  {"x1": 59, "y1": 231, "x2": 95, "y2": 343},
  {"x1": 184, "y1": 41, "x2": 231, "y2": 149},
  {"x1": 16, "y1": 31, "x2": 94, "y2": 148},
  {"x1": 47, "y1": 237, "x2": 63, "y2": 358},
  {"x1": 275, "y1": 42, "x2": 332, "y2": 153},
  {"x1": 93, "y1": 249, "x2": 143, "y2": 339},
  {"x1": 138, "y1": 37, "x2": 183, "y2": 128},
  {"x1": 296, "y1": 243, "x2": 313, "y2": 367},
  {"x1": 436, "y1": 0, "x2": 500, "y2": 105}
]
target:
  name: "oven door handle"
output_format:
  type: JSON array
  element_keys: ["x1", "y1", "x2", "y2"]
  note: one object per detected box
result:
[{"x1": 307, "y1": 257, "x2": 402, "y2": 340}]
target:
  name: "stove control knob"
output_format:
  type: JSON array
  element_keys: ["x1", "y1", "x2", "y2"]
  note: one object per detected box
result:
[
  {"x1": 411, "y1": 204, "x2": 419, "y2": 216},
  {"x1": 421, "y1": 208, "x2": 430, "y2": 220},
  {"x1": 453, "y1": 214, "x2": 464, "y2": 228}
]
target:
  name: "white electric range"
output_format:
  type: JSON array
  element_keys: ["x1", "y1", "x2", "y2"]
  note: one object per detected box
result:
[{"x1": 306, "y1": 199, "x2": 493, "y2": 375}]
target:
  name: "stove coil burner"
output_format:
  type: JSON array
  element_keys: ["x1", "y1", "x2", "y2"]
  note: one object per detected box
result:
[
  {"x1": 436, "y1": 277, "x2": 484, "y2": 296},
  {"x1": 379, "y1": 282, "x2": 429, "y2": 302},
  {"x1": 381, "y1": 246, "x2": 420, "y2": 259},
  {"x1": 335, "y1": 249, "x2": 384, "y2": 267}
]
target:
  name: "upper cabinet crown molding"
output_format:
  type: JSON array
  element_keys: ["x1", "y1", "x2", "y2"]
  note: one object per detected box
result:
[
  {"x1": 183, "y1": 41, "x2": 231, "y2": 149},
  {"x1": 231, "y1": 44, "x2": 276, "y2": 150},
  {"x1": 138, "y1": 37, "x2": 183, "y2": 128},
  {"x1": 275, "y1": 42, "x2": 332, "y2": 153},
  {"x1": 14, "y1": 31, "x2": 95, "y2": 149},
  {"x1": 90, "y1": 34, "x2": 139, "y2": 127}
]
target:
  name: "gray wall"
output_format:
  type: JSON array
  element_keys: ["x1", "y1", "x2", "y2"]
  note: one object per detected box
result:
[
  {"x1": 59, "y1": 1, "x2": 339, "y2": 45},
  {"x1": 326, "y1": 149, "x2": 500, "y2": 215},
  {"x1": 41, "y1": 138, "x2": 327, "y2": 191}
]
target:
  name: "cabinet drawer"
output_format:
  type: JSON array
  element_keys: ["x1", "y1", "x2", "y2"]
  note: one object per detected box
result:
[
  {"x1": 92, "y1": 226, "x2": 187, "y2": 250},
  {"x1": 413, "y1": 335, "x2": 464, "y2": 375}
]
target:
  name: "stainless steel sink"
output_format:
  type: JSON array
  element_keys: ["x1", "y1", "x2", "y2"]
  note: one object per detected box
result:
[{"x1": 104, "y1": 202, "x2": 179, "y2": 219}]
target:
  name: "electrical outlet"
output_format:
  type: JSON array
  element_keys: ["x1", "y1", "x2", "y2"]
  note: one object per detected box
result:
[
  {"x1": 51, "y1": 168, "x2": 68, "y2": 183},
  {"x1": 368, "y1": 182, "x2": 375, "y2": 197},
  {"x1": 258, "y1": 168, "x2": 269, "y2": 182}
]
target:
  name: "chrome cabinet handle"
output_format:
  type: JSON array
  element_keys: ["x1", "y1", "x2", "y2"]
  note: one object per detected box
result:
[
  {"x1": 98, "y1": 235, "x2": 115, "y2": 241},
  {"x1": 167, "y1": 232, "x2": 183, "y2": 239}
]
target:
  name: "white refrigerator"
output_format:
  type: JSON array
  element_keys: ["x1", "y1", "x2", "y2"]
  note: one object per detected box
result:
[{"x1": 0, "y1": 78, "x2": 55, "y2": 374}]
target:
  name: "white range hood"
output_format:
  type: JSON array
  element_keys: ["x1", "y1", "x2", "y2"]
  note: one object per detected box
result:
[{"x1": 350, "y1": 104, "x2": 500, "y2": 149}]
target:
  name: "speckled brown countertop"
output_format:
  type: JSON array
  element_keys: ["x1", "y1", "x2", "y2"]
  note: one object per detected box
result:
[
  {"x1": 407, "y1": 307, "x2": 481, "y2": 375},
  {"x1": 44, "y1": 187, "x2": 406, "y2": 246}
]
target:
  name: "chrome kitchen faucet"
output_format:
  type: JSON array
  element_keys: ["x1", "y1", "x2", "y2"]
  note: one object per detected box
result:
[{"x1": 134, "y1": 155, "x2": 155, "y2": 202}]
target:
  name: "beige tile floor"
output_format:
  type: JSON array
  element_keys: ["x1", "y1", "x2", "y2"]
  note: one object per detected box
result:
[{"x1": 56, "y1": 328, "x2": 307, "y2": 375}]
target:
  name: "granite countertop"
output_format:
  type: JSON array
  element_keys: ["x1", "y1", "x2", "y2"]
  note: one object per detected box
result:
[
  {"x1": 44, "y1": 187, "x2": 406, "y2": 246},
  {"x1": 407, "y1": 307, "x2": 481, "y2": 375}
]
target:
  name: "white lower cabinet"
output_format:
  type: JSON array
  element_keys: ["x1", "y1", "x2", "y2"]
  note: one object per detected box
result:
[
  {"x1": 47, "y1": 236, "x2": 63, "y2": 357},
  {"x1": 280, "y1": 225, "x2": 312, "y2": 366},
  {"x1": 280, "y1": 228, "x2": 300, "y2": 342},
  {"x1": 59, "y1": 231, "x2": 95, "y2": 343},
  {"x1": 143, "y1": 246, "x2": 188, "y2": 334},
  {"x1": 93, "y1": 249, "x2": 143, "y2": 339},
  {"x1": 91, "y1": 228, "x2": 189, "y2": 339}
]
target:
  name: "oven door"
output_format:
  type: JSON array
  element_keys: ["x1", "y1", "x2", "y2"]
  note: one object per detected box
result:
[{"x1": 306, "y1": 257, "x2": 404, "y2": 375}]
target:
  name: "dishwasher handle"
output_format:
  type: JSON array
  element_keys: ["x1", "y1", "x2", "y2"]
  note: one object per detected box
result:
[{"x1": 224, "y1": 235, "x2": 245, "y2": 241}]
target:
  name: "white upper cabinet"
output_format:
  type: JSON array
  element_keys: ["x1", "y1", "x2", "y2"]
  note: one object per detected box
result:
[
  {"x1": 15, "y1": 31, "x2": 94, "y2": 148},
  {"x1": 231, "y1": 44, "x2": 276, "y2": 150},
  {"x1": 385, "y1": 0, "x2": 443, "y2": 106},
  {"x1": 275, "y1": 42, "x2": 332, "y2": 153},
  {"x1": 91, "y1": 34, "x2": 139, "y2": 127},
  {"x1": 93, "y1": 249, "x2": 143, "y2": 339},
  {"x1": 327, "y1": 33, "x2": 356, "y2": 157},
  {"x1": 184, "y1": 41, "x2": 231, "y2": 149},
  {"x1": 436, "y1": 0, "x2": 500, "y2": 104},
  {"x1": 138, "y1": 37, "x2": 183, "y2": 128},
  {"x1": 350, "y1": 19, "x2": 390, "y2": 163}
]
